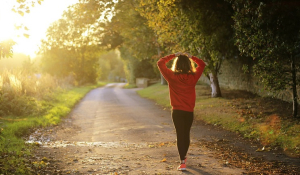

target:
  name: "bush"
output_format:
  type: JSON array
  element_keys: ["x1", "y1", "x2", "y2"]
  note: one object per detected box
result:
[
  {"x1": 0, "y1": 92, "x2": 38, "y2": 116},
  {"x1": 0, "y1": 70, "x2": 70, "y2": 116}
]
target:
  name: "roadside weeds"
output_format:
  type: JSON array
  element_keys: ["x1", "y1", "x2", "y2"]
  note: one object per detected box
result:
[{"x1": 0, "y1": 83, "x2": 107, "y2": 174}]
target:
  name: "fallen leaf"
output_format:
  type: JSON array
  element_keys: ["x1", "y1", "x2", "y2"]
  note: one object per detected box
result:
[
  {"x1": 256, "y1": 146, "x2": 265, "y2": 152},
  {"x1": 148, "y1": 144, "x2": 155, "y2": 148},
  {"x1": 161, "y1": 158, "x2": 167, "y2": 162}
]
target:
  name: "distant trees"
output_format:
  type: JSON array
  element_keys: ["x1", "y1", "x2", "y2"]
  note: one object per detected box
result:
[
  {"x1": 229, "y1": 0, "x2": 300, "y2": 117},
  {"x1": 39, "y1": 1, "x2": 104, "y2": 84},
  {"x1": 0, "y1": 53, "x2": 30, "y2": 69},
  {"x1": 39, "y1": 0, "x2": 159, "y2": 84},
  {"x1": 0, "y1": 40, "x2": 16, "y2": 59},
  {"x1": 98, "y1": 50, "x2": 125, "y2": 81},
  {"x1": 99, "y1": 0, "x2": 160, "y2": 84}
]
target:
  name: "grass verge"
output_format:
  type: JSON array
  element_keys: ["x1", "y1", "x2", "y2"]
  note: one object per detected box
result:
[
  {"x1": 137, "y1": 83, "x2": 300, "y2": 157},
  {"x1": 123, "y1": 83, "x2": 137, "y2": 89},
  {"x1": 0, "y1": 82, "x2": 107, "y2": 174}
]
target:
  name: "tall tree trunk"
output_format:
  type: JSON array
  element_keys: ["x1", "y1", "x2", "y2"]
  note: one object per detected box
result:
[
  {"x1": 160, "y1": 73, "x2": 167, "y2": 85},
  {"x1": 291, "y1": 55, "x2": 298, "y2": 118},
  {"x1": 80, "y1": 53, "x2": 85, "y2": 85},
  {"x1": 156, "y1": 40, "x2": 167, "y2": 85},
  {"x1": 209, "y1": 71, "x2": 222, "y2": 97},
  {"x1": 196, "y1": 45, "x2": 222, "y2": 97},
  {"x1": 80, "y1": 46, "x2": 86, "y2": 85},
  {"x1": 129, "y1": 61, "x2": 136, "y2": 84}
]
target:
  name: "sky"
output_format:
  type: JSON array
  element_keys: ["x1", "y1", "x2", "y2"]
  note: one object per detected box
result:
[{"x1": 0, "y1": 0, "x2": 78, "y2": 58}]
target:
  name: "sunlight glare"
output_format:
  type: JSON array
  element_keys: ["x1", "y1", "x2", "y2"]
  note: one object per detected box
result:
[
  {"x1": 0, "y1": 1, "x2": 21, "y2": 41},
  {"x1": 0, "y1": 0, "x2": 79, "y2": 58},
  {"x1": 0, "y1": 25, "x2": 16, "y2": 41}
]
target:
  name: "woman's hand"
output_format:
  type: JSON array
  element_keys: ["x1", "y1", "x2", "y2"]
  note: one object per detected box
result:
[{"x1": 175, "y1": 52, "x2": 183, "y2": 57}]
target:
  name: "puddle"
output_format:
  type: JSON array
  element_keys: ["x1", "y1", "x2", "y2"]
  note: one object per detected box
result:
[
  {"x1": 26, "y1": 140, "x2": 148, "y2": 148},
  {"x1": 27, "y1": 129, "x2": 52, "y2": 143},
  {"x1": 26, "y1": 126, "x2": 148, "y2": 148}
]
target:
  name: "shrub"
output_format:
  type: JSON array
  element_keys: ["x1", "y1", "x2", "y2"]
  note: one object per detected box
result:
[{"x1": 0, "y1": 70, "x2": 71, "y2": 116}]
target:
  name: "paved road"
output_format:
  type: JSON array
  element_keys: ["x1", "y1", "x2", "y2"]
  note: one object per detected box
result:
[
  {"x1": 69, "y1": 83, "x2": 175, "y2": 144},
  {"x1": 31, "y1": 83, "x2": 299, "y2": 174}
]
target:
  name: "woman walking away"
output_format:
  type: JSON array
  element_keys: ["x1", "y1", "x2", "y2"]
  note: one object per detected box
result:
[{"x1": 157, "y1": 52, "x2": 206, "y2": 171}]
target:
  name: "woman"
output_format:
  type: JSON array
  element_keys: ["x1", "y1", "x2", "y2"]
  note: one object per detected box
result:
[{"x1": 157, "y1": 52, "x2": 206, "y2": 171}]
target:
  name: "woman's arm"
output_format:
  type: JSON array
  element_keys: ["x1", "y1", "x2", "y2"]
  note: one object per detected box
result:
[
  {"x1": 191, "y1": 56, "x2": 206, "y2": 79},
  {"x1": 184, "y1": 52, "x2": 206, "y2": 70},
  {"x1": 191, "y1": 56, "x2": 206, "y2": 70},
  {"x1": 184, "y1": 52, "x2": 206, "y2": 79},
  {"x1": 157, "y1": 53, "x2": 179, "y2": 81}
]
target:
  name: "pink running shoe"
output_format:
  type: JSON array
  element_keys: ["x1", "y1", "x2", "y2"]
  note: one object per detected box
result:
[{"x1": 177, "y1": 163, "x2": 186, "y2": 171}]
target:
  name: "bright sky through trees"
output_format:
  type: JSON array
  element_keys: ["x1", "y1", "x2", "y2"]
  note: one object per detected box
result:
[{"x1": 0, "y1": 0, "x2": 78, "y2": 58}]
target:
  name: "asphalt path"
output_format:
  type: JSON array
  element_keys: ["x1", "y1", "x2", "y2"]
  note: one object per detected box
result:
[{"x1": 31, "y1": 83, "x2": 300, "y2": 174}]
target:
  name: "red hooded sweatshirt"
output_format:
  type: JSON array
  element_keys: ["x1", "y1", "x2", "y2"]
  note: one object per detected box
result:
[{"x1": 157, "y1": 54, "x2": 206, "y2": 112}]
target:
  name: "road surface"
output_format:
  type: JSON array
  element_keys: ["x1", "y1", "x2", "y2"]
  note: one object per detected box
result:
[{"x1": 30, "y1": 83, "x2": 299, "y2": 174}]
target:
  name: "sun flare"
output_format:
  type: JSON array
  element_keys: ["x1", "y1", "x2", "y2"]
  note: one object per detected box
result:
[
  {"x1": 0, "y1": 0, "x2": 79, "y2": 58},
  {"x1": 0, "y1": 22, "x2": 22, "y2": 42},
  {"x1": 0, "y1": 2, "x2": 20, "y2": 42}
]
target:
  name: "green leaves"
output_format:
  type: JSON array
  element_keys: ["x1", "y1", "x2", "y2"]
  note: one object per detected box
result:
[
  {"x1": 230, "y1": 0, "x2": 300, "y2": 117},
  {"x1": 231, "y1": 0, "x2": 300, "y2": 87},
  {"x1": 40, "y1": 1, "x2": 106, "y2": 84},
  {"x1": 0, "y1": 39, "x2": 16, "y2": 59},
  {"x1": 137, "y1": 0, "x2": 239, "y2": 96},
  {"x1": 138, "y1": 0, "x2": 236, "y2": 65},
  {"x1": 23, "y1": 34, "x2": 29, "y2": 38},
  {"x1": 17, "y1": 10, "x2": 25, "y2": 16},
  {"x1": 12, "y1": 0, "x2": 43, "y2": 16}
]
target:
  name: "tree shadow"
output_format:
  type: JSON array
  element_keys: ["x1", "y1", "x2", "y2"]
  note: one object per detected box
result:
[
  {"x1": 210, "y1": 85, "x2": 299, "y2": 120},
  {"x1": 181, "y1": 167, "x2": 213, "y2": 175}
]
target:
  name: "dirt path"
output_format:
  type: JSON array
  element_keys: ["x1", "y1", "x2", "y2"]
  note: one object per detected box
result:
[{"x1": 30, "y1": 83, "x2": 300, "y2": 174}]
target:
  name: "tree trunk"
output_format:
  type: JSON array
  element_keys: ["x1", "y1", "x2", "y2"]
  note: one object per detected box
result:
[
  {"x1": 156, "y1": 41, "x2": 167, "y2": 85},
  {"x1": 209, "y1": 72, "x2": 222, "y2": 97},
  {"x1": 161, "y1": 73, "x2": 168, "y2": 85},
  {"x1": 128, "y1": 59, "x2": 136, "y2": 85},
  {"x1": 80, "y1": 46, "x2": 87, "y2": 85},
  {"x1": 291, "y1": 55, "x2": 298, "y2": 118}
]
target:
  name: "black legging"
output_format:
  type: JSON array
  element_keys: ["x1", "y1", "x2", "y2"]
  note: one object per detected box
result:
[{"x1": 172, "y1": 110, "x2": 194, "y2": 161}]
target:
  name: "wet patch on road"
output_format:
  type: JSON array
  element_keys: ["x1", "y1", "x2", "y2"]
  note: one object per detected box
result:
[{"x1": 28, "y1": 140, "x2": 148, "y2": 149}]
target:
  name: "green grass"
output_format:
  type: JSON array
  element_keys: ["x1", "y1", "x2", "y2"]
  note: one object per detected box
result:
[
  {"x1": 95, "y1": 81, "x2": 108, "y2": 87},
  {"x1": 137, "y1": 83, "x2": 171, "y2": 108},
  {"x1": 0, "y1": 82, "x2": 107, "y2": 174},
  {"x1": 137, "y1": 83, "x2": 300, "y2": 156},
  {"x1": 123, "y1": 83, "x2": 137, "y2": 89}
]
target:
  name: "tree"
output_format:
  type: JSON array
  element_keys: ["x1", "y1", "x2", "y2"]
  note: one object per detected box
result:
[
  {"x1": 99, "y1": 0, "x2": 161, "y2": 84},
  {"x1": 39, "y1": 1, "x2": 104, "y2": 84},
  {"x1": 138, "y1": 0, "x2": 237, "y2": 97},
  {"x1": 98, "y1": 50, "x2": 125, "y2": 81},
  {"x1": 11, "y1": 0, "x2": 44, "y2": 16},
  {"x1": 0, "y1": 40, "x2": 16, "y2": 59},
  {"x1": 22, "y1": 56, "x2": 36, "y2": 74},
  {"x1": 229, "y1": 0, "x2": 300, "y2": 118}
]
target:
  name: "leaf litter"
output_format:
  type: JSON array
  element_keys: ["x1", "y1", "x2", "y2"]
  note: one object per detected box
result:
[{"x1": 193, "y1": 139, "x2": 300, "y2": 174}]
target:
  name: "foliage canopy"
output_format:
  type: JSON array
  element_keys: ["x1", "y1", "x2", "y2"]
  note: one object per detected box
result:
[{"x1": 229, "y1": 0, "x2": 300, "y2": 117}]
